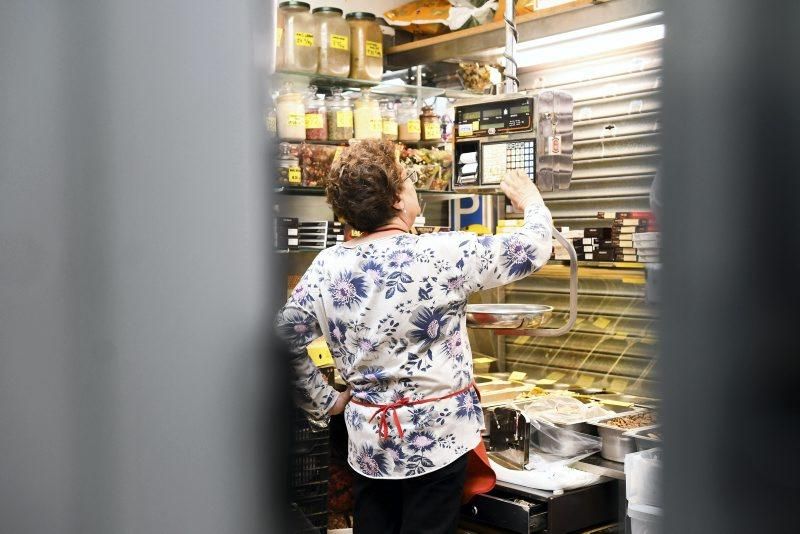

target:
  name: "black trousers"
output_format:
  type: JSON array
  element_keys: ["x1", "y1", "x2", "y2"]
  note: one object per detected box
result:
[{"x1": 352, "y1": 453, "x2": 468, "y2": 534}]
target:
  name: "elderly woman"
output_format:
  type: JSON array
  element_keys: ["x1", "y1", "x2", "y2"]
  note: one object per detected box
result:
[{"x1": 276, "y1": 140, "x2": 552, "y2": 533}]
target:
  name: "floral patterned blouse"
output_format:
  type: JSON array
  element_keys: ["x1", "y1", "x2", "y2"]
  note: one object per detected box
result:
[{"x1": 276, "y1": 201, "x2": 552, "y2": 479}]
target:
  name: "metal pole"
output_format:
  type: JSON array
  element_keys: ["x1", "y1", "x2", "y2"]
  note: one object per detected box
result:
[{"x1": 503, "y1": 0, "x2": 519, "y2": 94}]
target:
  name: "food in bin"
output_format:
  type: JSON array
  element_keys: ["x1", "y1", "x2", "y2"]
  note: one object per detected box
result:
[
  {"x1": 603, "y1": 411, "x2": 657, "y2": 429},
  {"x1": 400, "y1": 146, "x2": 452, "y2": 191},
  {"x1": 299, "y1": 143, "x2": 339, "y2": 188}
]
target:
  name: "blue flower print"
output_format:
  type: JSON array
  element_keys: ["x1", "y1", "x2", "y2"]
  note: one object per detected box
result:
[
  {"x1": 409, "y1": 306, "x2": 450, "y2": 347},
  {"x1": 439, "y1": 273, "x2": 467, "y2": 293},
  {"x1": 358, "y1": 365, "x2": 390, "y2": 387},
  {"x1": 408, "y1": 405, "x2": 435, "y2": 429},
  {"x1": 361, "y1": 260, "x2": 385, "y2": 285},
  {"x1": 502, "y1": 235, "x2": 536, "y2": 277},
  {"x1": 329, "y1": 271, "x2": 367, "y2": 309},
  {"x1": 346, "y1": 405, "x2": 363, "y2": 431},
  {"x1": 406, "y1": 431, "x2": 437, "y2": 453},
  {"x1": 276, "y1": 308, "x2": 316, "y2": 347},
  {"x1": 290, "y1": 283, "x2": 314, "y2": 306},
  {"x1": 455, "y1": 390, "x2": 482, "y2": 421},
  {"x1": 443, "y1": 331, "x2": 464, "y2": 361},
  {"x1": 355, "y1": 444, "x2": 390, "y2": 477},
  {"x1": 327, "y1": 318, "x2": 348, "y2": 344},
  {"x1": 379, "y1": 439, "x2": 406, "y2": 464},
  {"x1": 354, "y1": 336, "x2": 381, "y2": 361},
  {"x1": 387, "y1": 249, "x2": 415, "y2": 270}
]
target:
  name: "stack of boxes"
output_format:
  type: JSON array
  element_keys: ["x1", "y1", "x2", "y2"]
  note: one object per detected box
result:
[
  {"x1": 611, "y1": 211, "x2": 657, "y2": 262},
  {"x1": 275, "y1": 218, "x2": 344, "y2": 252},
  {"x1": 275, "y1": 217, "x2": 299, "y2": 252}
]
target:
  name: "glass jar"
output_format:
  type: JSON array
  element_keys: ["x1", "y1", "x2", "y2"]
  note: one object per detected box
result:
[
  {"x1": 276, "y1": 83, "x2": 306, "y2": 141},
  {"x1": 277, "y1": 142, "x2": 302, "y2": 186},
  {"x1": 313, "y1": 7, "x2": 350, "y2": 78},
  {"x1": 420, "y1": 105, "x2": 442, "y2": 142},
  {"x1": 397, "y1": 97, "x2": 421, "y2": 143},
  {"x1": 353, "y1": 91, "x2": 382, "y2": 140},
  {"x1": 275, "y1": 6, "x2": 286, "y2": 70},
  {"x1": 304, "y1": 86, "x2": 328, "y2": 141},
  {"x1": 279, "y1": 1, "x2": 318, "y2": 74},
  {"x1": 346, "y1": 12, "x2": 383, "y2": 82},
  {"x1": 380, "y1": 101, "x2": 398, "y2": 141},
  {"x1": 325, "y1": 87, "x2": 353, "y2": 141}
]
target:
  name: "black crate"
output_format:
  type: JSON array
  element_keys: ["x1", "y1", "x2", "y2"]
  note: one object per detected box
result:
[
  {"x1": 290, "y1": 452, "x2": 330, "y2": 488},
  {"x1": 291, "y1": 495, "x2": 329, "y2": 532}
]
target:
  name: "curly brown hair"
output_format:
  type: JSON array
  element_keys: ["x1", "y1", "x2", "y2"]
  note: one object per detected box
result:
[{"x1": 326, "y1": 139, "x2": 405, "y2": 232}]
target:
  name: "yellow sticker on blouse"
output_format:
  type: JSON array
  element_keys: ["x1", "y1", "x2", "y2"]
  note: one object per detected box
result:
[
  {"x1": 365, "y1": 40, "x2": 383, "y2": 58},
  {"x1": 295, "y1": 32, "x2": 314, "y2": 47},
  {"x1": 336, "y1": 110, "x2": 353, "y2": 128},
  {"x1": 276, "y1": 27, "x2": 284, "y2": 46},
  {"x1": 508, "y1": 371, "x2": 527, "y2": 381},
  {"x1": 424, "y1": 122, "x2": 440, "y2": 140},
  {"x1": 406, "y1": 119, "x2": 421, "y2": 134},
  {"x1": 382, "y1": 120, "x2": 398, "y2": 135},
  {"x1": 330, "y1": 34, "x2": 349, "y2": 50},
  {"x1": 305, "y1": 113, "x2": 324, "y2": 129},
  {"x1": 288, "y1": 168, "x2": 301, "y2": 184},
  {"x1": 286, "y1": 113, "x2": 304, "y2": 128}
]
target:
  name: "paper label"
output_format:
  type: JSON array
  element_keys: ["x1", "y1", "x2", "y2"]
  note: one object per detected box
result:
[
  {"x1": 305, "y1": 113, "x2": 324, "y2": 129},
  {"x1": 336, "y1": 110, "x2": 353, "y2": 128},
  {"x1": 266, "y1": 115, "x2": 277, "y2": 133},
  {"x1": 286, "y1": 113, "x2": 304, "y2": 128},
  {"x1": 508, "y1": 371, "x2": 527, "y2": 381},
  {"x1": 330, "y1": 34, "x2": 348, "y2": 50},
  {"x1": 472, "y1": 120, "x2": 480, "y2": 131},
  {"x1": 276, "y1": 27, "x2": 284, "y2": 46},
  {"x1": 458, "y1": 123, "x2": 473, "y2": 136},
  {"x1": 473, "y1": 357, "x2": 494, "y2": 364},
  {"x1": 406, "y1": 119, "x2": 421, "y2": 134},
  {"x1": 295, "y1": 32, "x2": 314, "y2": 47},
  {"x1": 288, "y1": 168, "x2": 301, "y2": 184},
  {"x1": 365, "y1": 40, "x2": 383, "y2": 58},
  {"x1": 382, "y1": 120, "x2": 398, "y2": 135},
  {"x1": 547, "y1": 135, "x2": 562, "y2": 155},
  {"x1": 593, "y1": 317, "x2": 611, "y2": 329},
  {"x1": 369, "y1": 117, "x2": 382, "y2": 133},
  {"x1": 424, "y1": 122, "x2": 440, "y2": 139}
]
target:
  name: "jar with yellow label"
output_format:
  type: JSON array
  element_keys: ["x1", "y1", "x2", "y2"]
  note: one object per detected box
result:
[
  {"x1": 346, "y1": 12, "x2": 383, "y2": 82},
  {"x1": 380, "y1": 101, "x2": 398, "y2": 141},
  {"x1": 279, "y1": 1, "x2": 318, "y2": 74},
  {"x1": 276, "y1": 83, "x2": 306, "y2": 141},
  {"x1": 304, "y1": 86, "x2": 328, "y2": 141},
  {"x1": 397, "y1": 97, "x2": 421, "y2": 143},
  {"x1": 313, "y1": 7, "x2": 350, "y2": 78},
  {"x1": 277, "y1": 142, "x2": 302, "y2": 186},
  {"x1": 354, "y1": 91, "x2": 382, "y2": 140},
  {"x1": 325, "y1": 87, "x2": 353, "y2": 141},
  {"x1": 420, "y1": 105, "x2": 442, "y2": 143}
]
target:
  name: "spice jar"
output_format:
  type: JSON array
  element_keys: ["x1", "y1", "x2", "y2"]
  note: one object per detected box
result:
[
  {"x1": 346, "y1": 12, "x2": 383, "y2": 82},
  {"x1": 397, "y1": 97, "x2": 421, "y2": 143},
  {"x1": 380, "y1": 101, "x2": 398, "y2": 141},
  {"x1": 275, "y1": 6, "x2": 286, "y2": 70},
  {"x1": 277, "y1": 142, "x2": 302, "y2": 186},
  {"x1": 304, "y1": 86, "x2": 328, "y2": 141},
  {"x1": 420, "y1": 105, "x2": 442, "y2": 143},
  {"x1": 279, "y1": 1, "x2": 318, "y2": 74},
  {"x1": 326, "y1": 87, "x2": 353, "y2": 141},
  {"x1": 276, "y1": 83, "x2": 306, "y2": 141},
  {"x1": 313, "y1": 7, "x2": 350, "y2": 77},
  {"x1": 353, "y1": 91, "x2": 382, "y2": 140}
]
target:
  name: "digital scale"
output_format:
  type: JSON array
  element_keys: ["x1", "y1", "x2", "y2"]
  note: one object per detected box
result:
[{"x1": 451, "y1": 92, "x2": 573, "y2": 193}]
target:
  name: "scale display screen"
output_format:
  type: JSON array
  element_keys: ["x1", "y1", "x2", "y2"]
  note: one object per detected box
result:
[
  {"x1": 510, "y1": 104, "x2": 530, "y2": 115},
  {"x1": 461, "y1": 111, "x2": 481, "y2": 121},
  {"x1": 455, "y1": 97, "x2": 534, "y2": 138},
  {"x1": 481, "y1": 109, "x2": 502, "y2": 119}
]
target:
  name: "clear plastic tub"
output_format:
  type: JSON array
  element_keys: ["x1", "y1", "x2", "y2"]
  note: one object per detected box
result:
[
  {"x1": 627, "y1": 503, "x2": 662, "y2": 534},
  {"x1": 625, "y1": 447, "x2": 661, "y2": 507}
]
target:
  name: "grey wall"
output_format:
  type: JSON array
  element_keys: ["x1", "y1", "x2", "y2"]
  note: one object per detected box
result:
[{"x1": 1, "y1": 1, "x2": 277, "y2": 533}]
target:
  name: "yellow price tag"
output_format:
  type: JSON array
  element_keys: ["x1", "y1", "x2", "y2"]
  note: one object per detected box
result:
[
  {"x1": 473, "y1": 357, "x2": 494, "y2": 364},
  {"x1": 336, "y1": 110, "x2": 353, "y2": 128},
  {"x1": 472, "y1": 120, "x2": 480, "y2": 131},
  {"x1": 508, "y1": 371, "x2": 527, "y2": 381},
  {"x1": 330, "y1": 34, "x2": 348, "y2": 50},
  {"x1": 286, "y1": 113, "x2": 303, "y2": 128},
  {"x1": 369, "y1": 117, "x2": 382, "y2": 133},
  {"x1": 333, "y1": 146, "x2": 343, "y2": 161},
  {"x1": 276, "y1": 27, "x2": 284, "y2": 46},
  {"x1": 406, "y1": 119, "x2": 420, "y2": 134},
  {"x1": 288, "y1": 168, "x2": 301, "y2": 184},
  {"x1": 365, "y1": 40, "x2": 382, "y2": 58},
  {"x1": 305, "y1": 113, "x2": 324, "y2": 129},
  {"x1": 424, "y1": 122, "x2": 440, "y2": 140},
  {"x1": 383, "y1": 120, "x2": 398, "y2": 136},
  {"x1": 593, "y1": 317, "x2": 611, "y2": 329},
  {"x1": 295, "y1": 32, "x2": 314, "y2": 47}
]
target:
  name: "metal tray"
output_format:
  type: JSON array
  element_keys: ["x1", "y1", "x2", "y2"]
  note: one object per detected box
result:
[
  {"x1": 466, "y1": 304, "x2": 553, "y2": 329},
  {"x1": 624, "y1": 424, "x2": 661, "y2": 451},
  {"x1": 586, "y1": 409, "x2": 655, "y2": 463}
]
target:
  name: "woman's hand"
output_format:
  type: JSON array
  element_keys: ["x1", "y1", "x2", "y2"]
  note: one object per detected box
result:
[
  {"x1": 328, "y1": 387, "x2": 352, "y2": 416},
  {"x1": 500, "y1": 169, "x2": 543, "y2": 212}
]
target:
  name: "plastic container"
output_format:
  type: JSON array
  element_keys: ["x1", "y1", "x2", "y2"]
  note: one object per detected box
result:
[
  {"x1": 325, "y1": 87, "x2": 353, "y2": 141},
  {"x1": 397, "y1": 97, "x2": 421, "y2": 142},
  {"x1": 313, "y1": 7, "x2": 350, "y2": 77},
  {"x1": 347, "y1": 12, "x2": 383, "y2": 81},
  {"x1": 353, "y1": 91, "x2": 382, "y2": 140},
  {"x1": 420, "y1": 104, "x2": 442, "y2": 142},
  {"x1": 627, "y1": 503, "x2": 662, "y2": 534},
  {"x1": 276, "y1": 83, "x2": 306, "y2": 141},
  {"x1": 299, "y1": 143, "x2": 338, "y2": 187},
  {"x1": 304, "y1": 86, "x2": 327, "y2": 141},
  {"x1": 625, "y1": 447, "x2": 661, "y2": 508},
  {"x1": 279, "y1": 1, "x2": 318, "y2": 74},
  {"x1": 277, "y1": 142, "x2": 302, "y2": 186},
  {"x1": 380, "y1": 100, "x2": 398, "y2": 141}
]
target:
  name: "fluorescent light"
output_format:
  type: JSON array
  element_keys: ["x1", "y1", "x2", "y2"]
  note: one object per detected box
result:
[
  {"x1": 517, "y1": 12, "x2": 663, "y2": 51},
  {"x1": 515, "y1": 23, "x2": 665, "y2": 68}
]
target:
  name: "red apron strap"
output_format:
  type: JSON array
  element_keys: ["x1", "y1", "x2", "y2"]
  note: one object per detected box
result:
[{"x1": 461, "y1": 440, "x2": 496, "y2": 504}]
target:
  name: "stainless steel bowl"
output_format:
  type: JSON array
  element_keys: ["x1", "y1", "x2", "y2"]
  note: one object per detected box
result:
[{"x1": 466, "y1": 304, "x2": 553, "y2": 329}]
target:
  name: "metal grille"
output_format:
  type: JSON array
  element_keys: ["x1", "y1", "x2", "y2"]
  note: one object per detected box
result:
[{"x1": 493, "y1": 44, "x2": 663, "y2": 398}]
